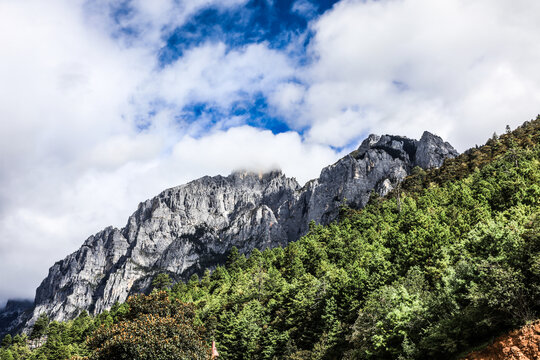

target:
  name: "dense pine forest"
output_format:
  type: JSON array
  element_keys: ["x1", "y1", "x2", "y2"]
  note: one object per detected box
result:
[{"x1": 1, "y1": 117, "x2": 540, "y2": 360}]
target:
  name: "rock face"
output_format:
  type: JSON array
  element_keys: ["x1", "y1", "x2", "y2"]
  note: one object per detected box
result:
[
  {"x1": 12, "y1": 131, "x2": 457, "y2": 331},
  {"x1": 32, "y1": 171, "x2": 301, "y2": 326},
  {"x1": 295, "y1": 133, "x2": 446, "y2": 233},
  {"x1": 415, "y1": 131, "x2": 458, "y2": 169}
]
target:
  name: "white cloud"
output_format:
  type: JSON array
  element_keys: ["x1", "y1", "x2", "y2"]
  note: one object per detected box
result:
[
  {"x1": 84, "y1": 0, "x2": 249, "y2": 48},
  {"x1": 292, "y1": 0, "x2": 317, "y2": 18},
  {"x1": 139, "y1": 42, "x2": 295, "y2": 122},
  {"x1": 170, "y1": 126, "x2": 339, "y2": 183},
  {"x1": 272, "y1": 0, "x2": 540, "y2": 150},
  {"x1": 267, "y1": 82, "x2": 306, "y2": 121}
]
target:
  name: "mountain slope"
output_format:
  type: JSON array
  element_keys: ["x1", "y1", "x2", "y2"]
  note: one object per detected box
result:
[
  {"x1": 2, "y1": 131, "x2": 457, "y2": 334},
  {"x1": 2, "y1": 118, "x2": 538, "y2": 360},
  {"x1": 166, "y1": 118, "x2": 540, "y2": 359}
]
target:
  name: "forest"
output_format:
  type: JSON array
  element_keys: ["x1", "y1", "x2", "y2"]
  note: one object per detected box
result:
[{"x1": 1, "y1": 117, "x2": 539, "y2": 360}]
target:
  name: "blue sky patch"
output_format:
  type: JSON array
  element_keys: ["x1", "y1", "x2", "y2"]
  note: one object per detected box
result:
[
  {"x1": 178, "y1": 93, "x2": 292, "y2": 136},
  {"x1": 238, "y1": 93, "x2": 292, "y2": 134},
  {"x1": 158, "y1": 0, "x2": 340, "y2": 66}
]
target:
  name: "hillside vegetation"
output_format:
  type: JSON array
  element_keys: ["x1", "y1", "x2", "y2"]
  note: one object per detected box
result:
[{"x1": 1, "y1": 117, "x2": 539, "y2": 360}]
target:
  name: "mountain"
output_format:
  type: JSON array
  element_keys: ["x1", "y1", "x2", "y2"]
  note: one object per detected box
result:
[
  {"x1": 1, "y1": 131, "x2": 457, "y2": 335},
  {"x1": 0, "y1": 300, "x2": 33, "y2": 337}
]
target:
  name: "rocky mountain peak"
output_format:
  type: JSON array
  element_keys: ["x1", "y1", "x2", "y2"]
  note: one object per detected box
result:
[
  {"x1": 2, "y1": 131, "x2": 458, "y2": 335},
  {"x1": 355, "y1": 134, "x2": 381, "y2": 155},
  {"x1": 353, "y1": 134, "x2": 416, "y2": 161},
  {"x1": 298, "y1": 132, "x2": 457, "y2": 230},
  {"x1": 416, "y1": 131, "x2": 459, "y2": 169}
]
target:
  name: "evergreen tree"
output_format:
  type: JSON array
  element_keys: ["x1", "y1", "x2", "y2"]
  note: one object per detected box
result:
[
  {"x1": 0, "y1": 349, "x2": 14, "y2": 360},
  {"x1": 1, "y1": 335, "x2": 11, "y2": 348},
  {"x1": 30, "y1": 314, "x2": 50, "y2": 340},
  {"x1": 11, "y1": 335, "x2": 23, "y2": 346},
  {"x1": 151, "y1": 273, "x2": 172, "y2": 291}
]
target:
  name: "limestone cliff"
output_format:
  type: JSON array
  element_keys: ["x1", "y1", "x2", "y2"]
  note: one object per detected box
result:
[{"x1": 6, "y1": 131, "x2": 457, "y2": 333}]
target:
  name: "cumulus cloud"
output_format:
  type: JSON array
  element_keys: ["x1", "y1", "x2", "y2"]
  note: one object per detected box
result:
[
  {"x1": 170, "y1": 126, "x2": 339, "y2": 182},
  {"x1": 84, "y1": 0, "x2": 249, "y2": 48},
  {"x1": 138, "y1": 42, "x2": 295, "y2": 124},
  {"x1": 272, "y1": 0, "x2": 540, "y2": 150}
]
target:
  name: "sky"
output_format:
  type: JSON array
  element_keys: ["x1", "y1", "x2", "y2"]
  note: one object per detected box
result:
[{"x1": 1, "y1": 0, "x2": 540, "y2": 307}]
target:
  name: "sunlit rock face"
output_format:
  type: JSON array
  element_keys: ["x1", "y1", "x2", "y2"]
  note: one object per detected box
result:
[
  {"x1": 31, "y1": 170, "x2": 300, "y2": 326},
  {"x1": 295, "y1": 131, "x2": 458, "y2": 233},
  {"x1": 16, "y1": 132, "x2": 457, "y2": 331}
]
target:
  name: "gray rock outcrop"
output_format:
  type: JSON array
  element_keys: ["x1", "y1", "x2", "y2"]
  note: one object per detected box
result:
[
  {"x1": 31, "y1": 171, "x2": 300, "y2": 326},
  {"x1": 415, "y1": 131, "x2": 458, "y2": 169},
  {"x1": 7, "y1": 131, "x2": 457, "y2": 332}
]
